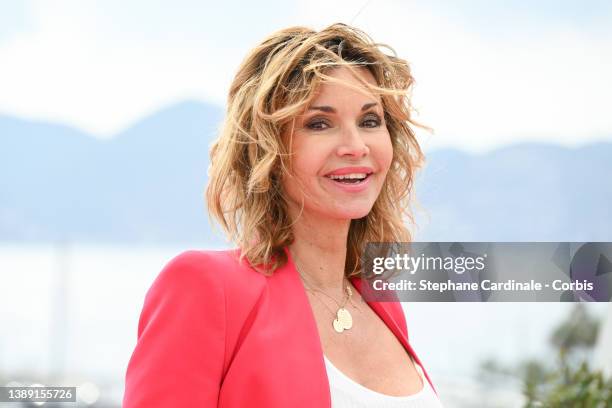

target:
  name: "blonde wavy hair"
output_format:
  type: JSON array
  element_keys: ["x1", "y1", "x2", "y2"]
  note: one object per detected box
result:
[{"x1": 206, "y1": 22, "x2": 428, "y2": 276}]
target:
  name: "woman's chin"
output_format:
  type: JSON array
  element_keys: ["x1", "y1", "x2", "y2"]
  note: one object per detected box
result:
[{"x1": 329, "y1": 206, "x2": 373, "y2": 220}]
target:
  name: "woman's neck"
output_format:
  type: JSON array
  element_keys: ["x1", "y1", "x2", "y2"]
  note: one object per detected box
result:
[{"x1": 287, "y1": 210, "x2": 351, "y2": 291}]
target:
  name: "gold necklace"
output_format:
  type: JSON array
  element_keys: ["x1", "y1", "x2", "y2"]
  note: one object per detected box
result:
[
  {"x1": 294, "y1": 260, "x2": 354, "y2": 333},
  {"x1": 310, "y1": 281, "x2": 362, "y2": 310}
]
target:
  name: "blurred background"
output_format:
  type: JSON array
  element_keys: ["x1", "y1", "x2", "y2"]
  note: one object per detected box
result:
[{"x1": 1, "y1": 0, "x2": 612, "y2": 406}]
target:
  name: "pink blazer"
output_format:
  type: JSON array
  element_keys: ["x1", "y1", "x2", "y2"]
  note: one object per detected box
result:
[{"x1": 123, "y1": 247, "x2": 436, "y2": 407}]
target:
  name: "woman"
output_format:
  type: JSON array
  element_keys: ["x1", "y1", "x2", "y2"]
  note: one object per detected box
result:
[{"x1": 123, "y1": 23, "x2": 442, "y2": 407}]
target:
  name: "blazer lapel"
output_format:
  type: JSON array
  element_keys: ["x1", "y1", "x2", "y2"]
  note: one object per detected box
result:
[
  {"x1": 281, "y1": 247, "x2": 437, "y2": 402},
  {"x1": 350, "y1": 276, "x2": 438, "y2": 394}
]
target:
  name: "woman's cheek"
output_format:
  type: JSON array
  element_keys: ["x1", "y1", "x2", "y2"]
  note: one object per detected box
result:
[{"x1": 376, "y1": 136, "x2": 394, "y2": 175}]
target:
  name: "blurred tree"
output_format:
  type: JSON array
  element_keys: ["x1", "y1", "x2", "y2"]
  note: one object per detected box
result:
[
  {"x1": 524, "y1": 304, "x2": 611, "y2": 407},
  {"x1": 479, "y1": 304, "x2": 612, "y2": 407},
  {"x1": 550, "y1": 304, "x2": 599, "y2": 351}
]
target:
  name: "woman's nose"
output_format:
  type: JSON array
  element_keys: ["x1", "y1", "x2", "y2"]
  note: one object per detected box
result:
[{"x1": 336, "y1": 125, "x2": 369, "y2": 158}]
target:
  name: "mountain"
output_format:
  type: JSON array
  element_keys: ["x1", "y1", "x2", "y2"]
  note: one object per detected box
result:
[
  {"x1": 0, "y1": 100, "x2": 224, "y2": 244},
  {"x1": 1, "y1": 101, "x2": 610, "y2": 244},
  {"x1": 413, "y1": 142, "x2": 612, "y2": 241}
]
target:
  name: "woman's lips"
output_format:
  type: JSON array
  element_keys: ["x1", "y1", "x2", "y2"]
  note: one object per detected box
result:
[{"x1": 323, "y1": 173, "x2": 373, "y2": 193}]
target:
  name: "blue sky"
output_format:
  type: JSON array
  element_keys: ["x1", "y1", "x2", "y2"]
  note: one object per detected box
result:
[{"x1": 1, "y1": 0, "x2": 611, "y2": 151}]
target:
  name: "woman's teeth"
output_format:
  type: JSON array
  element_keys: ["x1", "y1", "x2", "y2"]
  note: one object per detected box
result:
[{"x1": 327, "y1": 173, "x2": 369, "y2": 183}]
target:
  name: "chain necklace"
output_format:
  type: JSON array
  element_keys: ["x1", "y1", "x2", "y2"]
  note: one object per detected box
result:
[
  {"x1": 294, "y1": 259, "x2": 355, "y2": 333},
  {"x1": 304, "y1": 278, "x2": 362, "y2": 311}
]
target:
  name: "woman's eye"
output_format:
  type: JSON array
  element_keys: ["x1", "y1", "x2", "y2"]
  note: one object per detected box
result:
[
  {"x1": 361, "y1": 114, "x2": 382, "y2": 128},
  {"x1": 306, "y1": 120, "x2": 330, "y2": 130}
]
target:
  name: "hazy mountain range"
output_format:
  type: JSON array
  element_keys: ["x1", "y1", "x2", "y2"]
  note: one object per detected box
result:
[{"x1": 1, "y1": 100, "x2": 610, "y2": 245}]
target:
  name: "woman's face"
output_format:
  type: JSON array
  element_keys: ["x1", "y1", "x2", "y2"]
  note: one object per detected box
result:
[{"x1": 281, "y1": 66, "x2": 394, "y2": 221}]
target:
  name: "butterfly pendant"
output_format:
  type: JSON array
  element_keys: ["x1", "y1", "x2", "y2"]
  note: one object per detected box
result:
[{"x1": 332, "y1": 307, "x2": 353, "y2": 333}]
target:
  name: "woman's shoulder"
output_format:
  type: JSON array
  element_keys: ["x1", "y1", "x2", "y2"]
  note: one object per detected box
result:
[
  {"x1": 126, "y1": 249, "x2": 256, "y2": 406},
  {"x1": 162, "y1": 247, "x2": 243, "y2": 269},
  {"x1": 149, "y1": 248, "x2": 267, "y2": 301}
]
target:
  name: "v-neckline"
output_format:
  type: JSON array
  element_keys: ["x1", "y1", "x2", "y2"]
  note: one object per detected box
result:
[{"x1": 282, "y1": 246, "x2": 437, "y2": 395}]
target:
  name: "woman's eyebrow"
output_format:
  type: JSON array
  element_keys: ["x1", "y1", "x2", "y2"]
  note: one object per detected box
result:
[{"x1": 307, "y1": 102, "x2": 379, "y2": 113}]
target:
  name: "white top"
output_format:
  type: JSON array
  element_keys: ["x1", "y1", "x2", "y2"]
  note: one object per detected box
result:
[{"x1": 324, "y1": 355, "x2": 444, "y2": 408}]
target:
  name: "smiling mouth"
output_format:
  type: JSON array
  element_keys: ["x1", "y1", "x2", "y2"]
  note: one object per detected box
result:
[{"x1": 324, "y1": 173, "x2": 373, "y2": 184}]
